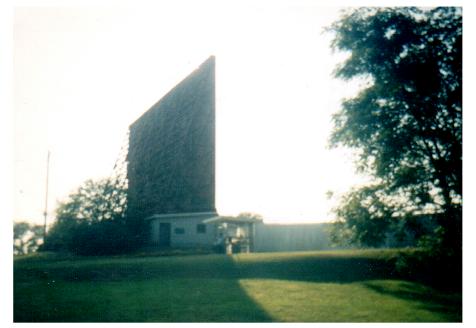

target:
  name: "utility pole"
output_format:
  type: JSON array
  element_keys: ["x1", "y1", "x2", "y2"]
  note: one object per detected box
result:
[{"x1": 43, "y1": 150, "x2": 50, "y2": 240}]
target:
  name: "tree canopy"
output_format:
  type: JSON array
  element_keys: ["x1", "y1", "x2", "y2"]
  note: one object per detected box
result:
[
  {"x1": 43, "y1": 177, "x2": 130, "y2": 255},
  {"x1": 14, "y1": 221, "x2": 44, "y2": 255},
  {"x1": 328, "y1": 7, "x2": 462, "y2": 252},
  {"x1": 54, "y1": 178, "x2": 127, "y2": 224}
]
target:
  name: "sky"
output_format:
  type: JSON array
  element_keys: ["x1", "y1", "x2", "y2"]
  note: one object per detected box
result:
[{"x1": 12, "y1": 1, "x2": 440, "y2": 226}]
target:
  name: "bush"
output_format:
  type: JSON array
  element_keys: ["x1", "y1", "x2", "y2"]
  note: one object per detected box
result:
[
  {"x1": 43, "y1": 219, "x2": 133, "y2": 256},
  {"x1": 395, "y1": 248, "x2": 462, "y2": 292},
  {"x1": 70, "y1": 221, "x2": 131, "y2": 255}
]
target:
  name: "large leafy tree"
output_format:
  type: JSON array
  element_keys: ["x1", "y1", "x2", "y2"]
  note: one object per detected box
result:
[
  {"x1": 328, "y1": 7, "x2": 462, "y2": 252},
  {"x1": 54, "y1": 178, "x2": 127, "y2": 224},
  {"x1": 44, "y1": 177, "x2": 130, "y2": 255}
]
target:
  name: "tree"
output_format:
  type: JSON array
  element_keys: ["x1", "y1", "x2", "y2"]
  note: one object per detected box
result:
[
  {"x1": 237, "y1": 212, "x2": 264, "y2": 221},
  {"x1": 54, "y1": 178, "x2": 127, "y2": 224},
  {"x1": 328, "y1": 7, "x2": 462, "y2": 253},
  {"x1": 14, "y1": 221, "x2": 44, "y2": 255},
  {"x1": 43, "y1": 177, "x2": 130, "y2": 255}
]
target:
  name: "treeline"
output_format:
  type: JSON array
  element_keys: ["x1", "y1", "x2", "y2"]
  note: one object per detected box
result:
[{"x1": 38, "y1": 178, "x2": 144, "y2": 256}]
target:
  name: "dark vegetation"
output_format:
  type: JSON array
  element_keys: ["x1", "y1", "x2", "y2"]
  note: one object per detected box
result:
[
  {"x1": 327, "y1": 7, "x2": 462, "y2": 287},
  {"x1": 41, "y1": 178, "x2": 139, "y2": 256}
]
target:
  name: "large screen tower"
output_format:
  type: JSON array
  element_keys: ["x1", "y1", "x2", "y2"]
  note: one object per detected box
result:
[{"x1": 127, "y1": 56, "x2": 216, "y2": 229}]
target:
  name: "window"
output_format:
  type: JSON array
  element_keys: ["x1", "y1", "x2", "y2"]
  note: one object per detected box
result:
[
  {"x1": 196, "y1": 224, "x2": 206, "y2": 234},
  {"x1": 174, "y1": 227, "x2": 185, "y2": 234}
]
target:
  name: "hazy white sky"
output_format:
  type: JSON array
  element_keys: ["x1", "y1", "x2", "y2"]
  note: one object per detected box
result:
[{"x1": 14, "y1": 1, "x2": 372, "y2": 225}]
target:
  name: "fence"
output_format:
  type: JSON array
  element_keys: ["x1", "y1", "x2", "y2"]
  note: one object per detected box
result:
[{"x1": 254, "y1": 223, "x2": 333, "y2": 252}]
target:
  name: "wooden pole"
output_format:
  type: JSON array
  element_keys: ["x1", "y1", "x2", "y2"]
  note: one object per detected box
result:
[{"x1": 43, "y1": 151, "x2": 50, "y2": 240}]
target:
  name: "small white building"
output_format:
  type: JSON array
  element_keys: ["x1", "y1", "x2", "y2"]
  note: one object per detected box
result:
[
  {"x1": 147, "y1": 212, "x2": 332, "y2": 253},
  {"x1": 147, "y1": 212, "x2": 218, "y2": 248}
]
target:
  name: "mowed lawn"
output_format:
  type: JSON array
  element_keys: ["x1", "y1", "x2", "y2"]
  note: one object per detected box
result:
[{"x1": 14, "y1": 249, "x2": 462, "y2": 322}]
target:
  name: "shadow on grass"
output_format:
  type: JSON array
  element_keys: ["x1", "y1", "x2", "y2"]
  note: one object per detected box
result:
[
  {"x1": 15, "y1": 254, "x2": 399, "y2": 283},
  {"x1": 14, "y1": 255, "x2": 273, "y2": 322},
  {"x1": 14, "y1": 252, "x2": 462, "y2": 322},
  {"x1": 233, "y1": 256, "x2": 399, "y2": 283},
  {"x1": 362, "y1": 280, "x2": 462, "y2": 322}
]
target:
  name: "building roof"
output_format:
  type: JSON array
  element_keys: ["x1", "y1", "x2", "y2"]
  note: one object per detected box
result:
[{"x1": 203, "y1": 216, "x2": 263, "y2": 224}]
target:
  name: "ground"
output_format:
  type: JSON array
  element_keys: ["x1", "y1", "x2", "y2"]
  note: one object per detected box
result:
[{"x1": 13, "y1": 249, "x2": 462, "y2": 322}]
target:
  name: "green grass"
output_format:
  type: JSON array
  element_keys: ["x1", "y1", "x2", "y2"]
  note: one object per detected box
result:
[{"x1": 14, "y1": 249, "x2": 461, "y2": 322}]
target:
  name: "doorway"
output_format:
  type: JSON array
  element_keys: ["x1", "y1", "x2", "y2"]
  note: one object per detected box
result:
[{"x1": 158, "y1": 223, "x2": 171, "y2": 247}]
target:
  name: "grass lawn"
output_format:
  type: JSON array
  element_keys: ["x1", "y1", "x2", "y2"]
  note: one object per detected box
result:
[{"x1": 13, "y1": 249, "x2": 462, "y2": 322}]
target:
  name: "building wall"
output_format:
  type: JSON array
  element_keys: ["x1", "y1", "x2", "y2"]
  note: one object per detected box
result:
[
  {"x1": 149, "y1": 214, "x2": 217, "y2": 248},
  {"x1": 254, "y1": 223, "x2": 333, "y2": 252},
  {"x1": 127, "y1": 56, "x2": 216, "y2": 221},
  {"x1": 148, "y1": 219, "x2": 334, "y2": 251}
]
